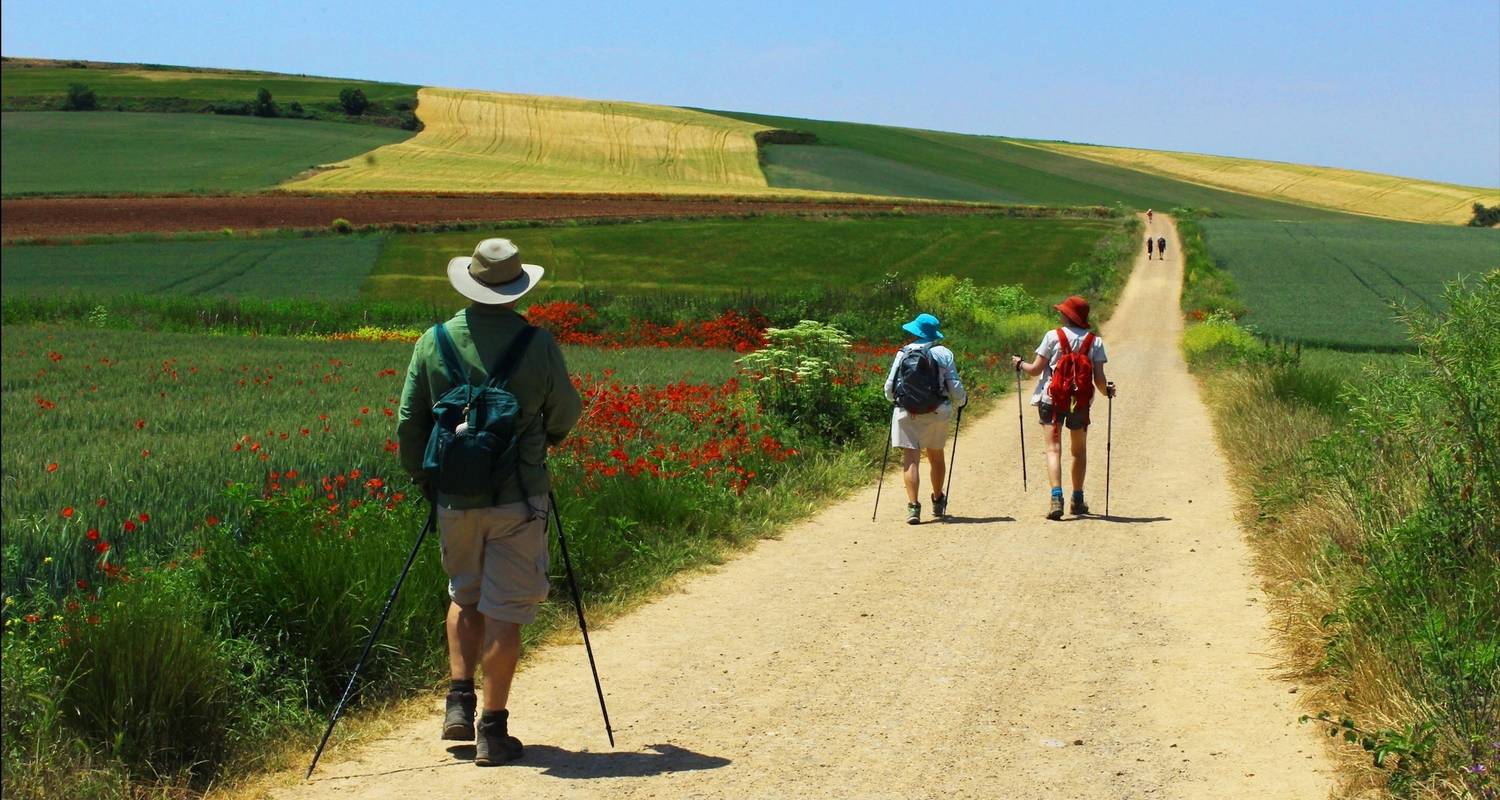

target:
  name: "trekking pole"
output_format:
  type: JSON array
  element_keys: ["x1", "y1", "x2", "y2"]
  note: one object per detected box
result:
[
  {"x1": 1014, "y1": 360, "x2": 1028, "y2": 492},
  {"x1": 307, "y1": 501, "x2": 437, "y2": 779},
  {"x1": 549, "y1": 490, "x2": 615, "y2": 747},
  {"x1": 1106, "y1": 383, "x2": 1115, "y2": 518},
  {"x1": 872, "y1": 416, "x2": 893, "y2": 522},
  {"x1": 944, "y1": 403, "x2": 964, "y2": 500}
]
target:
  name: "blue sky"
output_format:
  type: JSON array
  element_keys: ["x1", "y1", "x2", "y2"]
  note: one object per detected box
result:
[{"x1": 3, "y1": 0, "x2": 1497, "y2": 186}]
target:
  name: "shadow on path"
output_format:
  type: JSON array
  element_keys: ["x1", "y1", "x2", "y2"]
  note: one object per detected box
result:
[
  {"x1": 448, "y1": 742, "x2": 731, "y2": 779},
  {"x1": 940, "y1": 515, "x2": 1016, "y2": 524},
  {"x1": 1094, "y1": 515, "x2": 1171, "y2": 524}
]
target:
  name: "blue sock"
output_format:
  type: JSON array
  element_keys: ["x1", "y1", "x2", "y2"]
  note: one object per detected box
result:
[
  {"x1": 1051, "y1": 487, "x2": 1063, "y2": 498},
  {"x1": 1072, "y1": 489, "x2": 1085, "y2": 500}
]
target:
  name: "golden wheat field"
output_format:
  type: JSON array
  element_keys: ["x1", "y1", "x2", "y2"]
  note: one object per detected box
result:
[
  {"x1": 1028, "y1": 141, "x2": 1499, "y2": 224},
  {"x1": 284, "y1": 87, "x2": 785, "y2": 194}
]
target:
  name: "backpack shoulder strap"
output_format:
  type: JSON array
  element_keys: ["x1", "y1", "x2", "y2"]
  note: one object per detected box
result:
[
  {"x1": 487, "y1": 325, "x2": 539, "y2": 388},
  {"x1": 431, "y1": 322, "x2": 468, "y2": 386},
  {"x1": 1055, "y1": 328, "x2": 1072, "y2": 355},
  {"x1": 1079, "y1": 332, "x2": 1096, "y2": 356}
]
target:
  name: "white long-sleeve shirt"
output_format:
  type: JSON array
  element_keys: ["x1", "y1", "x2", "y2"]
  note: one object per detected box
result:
[{"x1": 883, "y1": 342, "x2": 967, "y2": 416}]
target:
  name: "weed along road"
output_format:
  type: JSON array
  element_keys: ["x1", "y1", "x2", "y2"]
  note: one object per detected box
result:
[{"x1": 283, "y1": 216, "x2": 1332, "y2": 799}]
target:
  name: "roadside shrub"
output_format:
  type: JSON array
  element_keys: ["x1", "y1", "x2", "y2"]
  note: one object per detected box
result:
[
  {"x1": 210, "y1": 101, "x2": 251, "y2": 116},
  {"x1": 738, "y1": 321, "x2": 886, "y2": 444},
  {"x1": 1182, "y1": 312, "x2": 1262, "y2": 367},
  {"x1": 62, "y1": 83, "x2": 97, "y2": 111},
  {"x1": 339, "y1": 87, "x2": 371, "y2": 116},
  {"x1": 253, "y1": 87, "x2": 278, "y2": 118},
  {"x1": 330, "y1": 217, "x2": 354, "y2": 234},
  {"x1": 287, "y1": 100, "x2": 305, "y2": 118},
  {"x1": 915, "y1": 276, "x2": 1044, "y2": 334}
]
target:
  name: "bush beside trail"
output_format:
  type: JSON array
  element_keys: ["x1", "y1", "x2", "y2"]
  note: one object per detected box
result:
[{"x1": 1185, "y1": 272, "x2": 1499, "y2": 798}]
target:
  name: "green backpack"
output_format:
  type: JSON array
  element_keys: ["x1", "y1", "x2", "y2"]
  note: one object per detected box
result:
[{"x1": 421, "y1": 318, "x2": 538, "y2": 499}]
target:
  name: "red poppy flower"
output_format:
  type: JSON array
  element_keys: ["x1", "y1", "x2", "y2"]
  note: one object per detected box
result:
[
  {"x1": 135, "y1": 419, "x2": 145, "y2": 430},
  {"x1": 95, "y1": 541, "x2": 110, "y2": 553},
  {"x1": 137, "y1": 513, "x2": 150, "y2": 523},
  {"x1": 86, "y1": 615, "x2": 100, "y2": 625},
  {"x1": 61, "y1": 506, "x2": 74, "y2": 519},
  {"x1": 46, "y1": 462, "x2": 59, "y2": 473},
  {"x1": 141, "y1": 449, "x2": 151, "y2": 459},
  {"x1": 96, "y1": 497, "x2": 107, "y2": 508},
  {"x1": 76, "y1": 579, "x2": 88, "y2": 590},
  {"x1": 24, "y1": 614, "x2": 39, "y2": 624},
  {"x1": 123, "y1": 521, "x2": 137, "y2": 533},
  {"x1": 205, "y1": 515, "x2": 220, "y2": 527},
  {"x1": 86, "y1": 528, "x2": 99, "y2": 541}
]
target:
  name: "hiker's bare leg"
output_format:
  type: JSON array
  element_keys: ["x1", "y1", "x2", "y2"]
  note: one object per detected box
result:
[
  {"x1": 481, "y1": 617, "x2": 522, "y2": 712},
  {"x1": 1070, "y1": 427, "x2": 1089, "y2": 492},
  {"x1": 448, "y1": 601, "x2": 482, "y2": 680},
  {"x1": 1045, "y1": 423, "x2": 1063, "y2": 489},
  {"x1": 902, "y1": 448, "x2": 921, "y2": 503},
  {"x1": 925, "y1": 448, "x2": 946, "y2": 497}
]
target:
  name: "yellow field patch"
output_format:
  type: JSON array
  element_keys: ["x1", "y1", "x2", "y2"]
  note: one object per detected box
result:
[
  {"x1": 284, "y1": 87, "x2": 781, "y2": 194},
  {"x1": 1027, "y1": 141, "x2": 1499, "y2": 224}
]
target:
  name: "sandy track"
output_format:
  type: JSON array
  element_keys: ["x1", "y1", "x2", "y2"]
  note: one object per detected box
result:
[
  {"x1": 0, "y1": 194, "x2": 1023, "y2": 239},
  {"x1": 280, "y1": 215, "x2": 1330, "y2": 799}
]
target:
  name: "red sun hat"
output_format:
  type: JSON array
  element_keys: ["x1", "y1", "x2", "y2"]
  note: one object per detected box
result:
[{"x1": 1054, "y1": 295, "x2": 1091, "y2": 328}]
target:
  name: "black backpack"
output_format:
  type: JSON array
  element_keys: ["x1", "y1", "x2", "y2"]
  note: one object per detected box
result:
[
  {"x1": 420, "y1": 319, "x2": 538, "y2": 498},
  {"x1": 893, "y1": 343, "x2": 945, "y2": 413}
]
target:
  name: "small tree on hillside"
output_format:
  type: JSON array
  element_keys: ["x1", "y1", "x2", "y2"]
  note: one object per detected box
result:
[
  {"x1": 338, "y1": 87, "x2": 370, "y2": 116},
  {"x1": 253, "y1": 87, "x2": 279, "y2": 118},
  {"x1": 63, "y1": 83, "x2": 97, "y2": 111},
  {"x1": 1468, "y1": 202, "x2": 1500, "y2": 228}
]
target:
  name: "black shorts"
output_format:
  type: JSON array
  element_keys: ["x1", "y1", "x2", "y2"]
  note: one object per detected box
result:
[{"x1": 1038, "y1": 404, "x2": 1090, "y2": 430}]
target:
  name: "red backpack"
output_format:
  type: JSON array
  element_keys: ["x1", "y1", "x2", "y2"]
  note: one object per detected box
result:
[{"x1": 1046, "y1": 328, "x2": 1096, "y2": 414}]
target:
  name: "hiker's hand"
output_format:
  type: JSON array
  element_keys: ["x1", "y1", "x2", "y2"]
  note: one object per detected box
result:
[
  {"x1": 1011, "y1": 355, "x2": 1023, "y2": 370},
  {"x1": 1106, "y1": 384, "x2": 1117, "y2": 398}
]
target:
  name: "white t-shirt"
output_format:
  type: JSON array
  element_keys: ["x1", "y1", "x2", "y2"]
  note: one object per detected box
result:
[{"x1": 1030, "y1": 326, "x2": 1107, "y2": 406}]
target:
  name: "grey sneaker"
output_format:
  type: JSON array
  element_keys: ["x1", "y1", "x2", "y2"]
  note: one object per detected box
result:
[
  {"x1": 442, "y1": 690, "x2": 476, "y2": 741},
  {"x1": 906, "y1": 502, "x2": 921, "y2": 525},
  {"x1": 931, "y1": 494, "x2": 948, "y2": 518},
  {"x1": 1047, "y1": 495, "x2": 1064, "y2": 521},
  {"x1": 1070, "y1": 494, "x2": 1090, "y2": 516},
  {"x1": 474, "y1": 711, "x2": 524, "y2": 766}
]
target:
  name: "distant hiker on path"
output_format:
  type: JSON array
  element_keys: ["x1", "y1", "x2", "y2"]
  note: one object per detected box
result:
[
  {"x1": 885, "y1": 313, "x2": 967, "y2": 525},
  {"x1": 397, "y1": 238, "x2": 582, "y2": 766},
  {"x1": 1146, "y1": 236, "x2": 1154, "y2": 259},
  {"x1": 1157, "y1": 236, "x2": 1167, "y2": 258},
  {"x1": 1147, "y1": 209, "x2": 1153, "y2": 225},
  {"x1": 1012, "y1": 296, "x2": 1115, "y2": 520}
]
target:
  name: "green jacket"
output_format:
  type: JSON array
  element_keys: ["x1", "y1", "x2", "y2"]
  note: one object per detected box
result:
[{"x1": 397, "y1": 305, "x2": 582, "y2": 509}]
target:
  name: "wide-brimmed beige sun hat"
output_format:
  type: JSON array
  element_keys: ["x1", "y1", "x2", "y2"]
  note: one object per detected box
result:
[{"x1": 446, "y1": 238, "x2": 545, "y2": 304}]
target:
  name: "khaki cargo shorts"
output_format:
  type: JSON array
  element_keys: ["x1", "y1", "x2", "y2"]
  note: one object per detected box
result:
[{"x1": 438, "y1": 498, "x2": 550, "y2": 624}]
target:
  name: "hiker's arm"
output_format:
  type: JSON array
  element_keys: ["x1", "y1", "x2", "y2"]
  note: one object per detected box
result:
[
  {"x1": 944, "y1": 354, "x2": 968, "y2": 408},
  {"x1": 396, "y1": 332, "x2": 435, "y2": 483},
  {"x1": 541, "y1": 333, "x2": 583, "y2": 446},
  {"x1": 1011, "y1": 353, "x2": 1046, "y2": 377},
  {"x1": 1093, "y1": 362, "x2": 1116, "y2": 397},
  {"x1": 883, "y1": 354, "x2": 900, "y2": 403}
]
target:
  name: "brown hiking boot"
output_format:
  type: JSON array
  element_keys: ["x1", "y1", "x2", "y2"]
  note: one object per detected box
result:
[
  {"x1": 474, "y1": 710, "x2": 524, "y2": 766},
  {"x1": 442, "y1": 690, "x2": 476, "y2": 741},
  {"x1": 1047, "y1": 494, "x2": 1064, "y2": 521}
]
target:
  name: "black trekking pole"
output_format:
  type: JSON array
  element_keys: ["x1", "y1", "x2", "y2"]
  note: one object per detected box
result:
[
  {"x1": 1014, "y1": 360, "x2": 1028, "y2": 492},
  {"x1": 307, "y1": 501, "x2": 437, "y2": 779},
  {"x1": 549, "y1": 490, "x2": 615, "y2": 747},
  {"x1": 872, "y1": 415, "x2": 893, "y2": 522},
  {"x1": 944, "y1": 403, "x2": 964, "y2": 500},
  {"x1": 1105, "y1": 383, "x2": 1115, "y2": 518}
]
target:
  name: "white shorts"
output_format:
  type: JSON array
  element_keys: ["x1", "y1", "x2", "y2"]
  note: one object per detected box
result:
[{"x1": 891, "y1": 404, "x2": 953, "y2": 450}]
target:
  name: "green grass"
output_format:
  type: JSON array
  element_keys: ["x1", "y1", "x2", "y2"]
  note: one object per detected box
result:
[
  {"x1": 1, "y1": 112, "x2": 412, "y2": 195},
  {"x1": 712, "y1": 110, "x2": 1362, "y2": 220},
  {"x1": 1, "y1": 62, "x2": 415, "y2": 108},
  {"x1": 1198, "y1": 218, "x2": 1498, "y2": 349},
  {"x1": 0, "y1": 235, "x2": 387, "y2": 299},
  {"x1": 368, "y1": 214, "x2": 1115, "y2": 302}
]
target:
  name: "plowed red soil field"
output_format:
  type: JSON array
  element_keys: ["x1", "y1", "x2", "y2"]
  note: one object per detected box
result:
[{"x1": 0, "y1": 194, "x2": 1047, "y2": 239}]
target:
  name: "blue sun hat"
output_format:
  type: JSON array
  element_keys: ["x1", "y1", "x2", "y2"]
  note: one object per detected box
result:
[{"x1": 901, "y1": 313, "x2": 943, "y2": 342}]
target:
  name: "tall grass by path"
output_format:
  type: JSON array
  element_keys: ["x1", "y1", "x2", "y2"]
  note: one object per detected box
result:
[
  {"x1": 1, "y1": 112, "x2": 413, "y2": 196},
  {"x1": 1184, "y1": 274, "x2": 1499, "y2": 799}
]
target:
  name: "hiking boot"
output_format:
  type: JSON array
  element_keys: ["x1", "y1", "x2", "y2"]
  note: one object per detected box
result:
[
  {"x1": 1070, "y1": 494, "x2": 1090, "y2": 516},
  {"x1": 931, "y1": 493, "x2": 948, "y2": 518},
  {"x1": 474, "y1": 710, "x2": 524, "y2": 766},
  {"x1": 1047, "y1": 495, "x2": 1064, "y2": 521},
  {"x1": 442, "y1": 690, "x2": 476, "y2": 741},
  {"x1": 906, "y1": 502, "x2": 922, "y2": 525}
]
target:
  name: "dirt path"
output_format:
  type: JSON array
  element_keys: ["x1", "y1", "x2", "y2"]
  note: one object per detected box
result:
[{"x1": 278, "y1": 215, "x2": 1331, "y2": 799}]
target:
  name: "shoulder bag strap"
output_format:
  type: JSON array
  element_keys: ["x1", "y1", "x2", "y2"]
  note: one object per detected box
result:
[
  {"x1": 1055, "y1": 328, "x2": 1072, "y2": 355},
  {"x1": 431, "y1": 322, "x2": 468, "y2": 386},
  {"x1": 487, "y1": 325, "x2": 540, "y2": 388}
]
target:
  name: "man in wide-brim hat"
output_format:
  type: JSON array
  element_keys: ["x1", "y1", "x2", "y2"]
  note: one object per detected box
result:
[
  {"x1": 1013, "y1": 295, "x2": 1118, "y2": 520},
  {"x1": 396, "y1": 238, "x2": 582, "y2": 765}
]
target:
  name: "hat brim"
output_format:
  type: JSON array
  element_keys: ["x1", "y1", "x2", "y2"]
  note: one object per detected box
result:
[
  {"x1": 1054, "y1": 303, "x2": 1089, "y2": 328},
  {"x1": 902, "y1": 321, "x2": 943, "y2": 340},
  {"x1": 447, "y1": 257, "x2": 544, "y2": 304}
]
